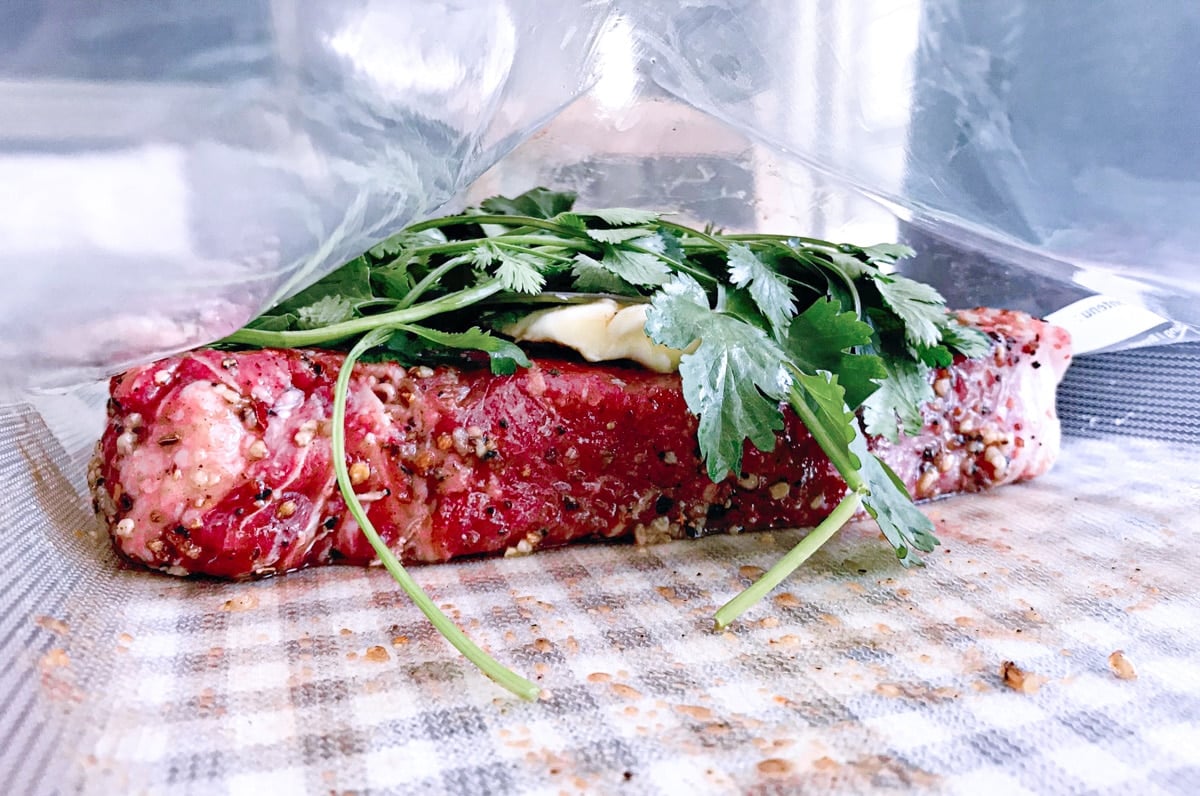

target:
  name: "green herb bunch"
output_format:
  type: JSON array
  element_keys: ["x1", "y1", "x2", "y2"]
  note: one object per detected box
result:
[{"x1": 224, "y1": 188, "x2": 990, "y2": 699}]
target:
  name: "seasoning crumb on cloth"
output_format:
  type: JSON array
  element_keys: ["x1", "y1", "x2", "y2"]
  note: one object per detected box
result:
[
  {"x1": 35, "y1": 615, "x2": 70, "y2": 635},
  {"x1": 219, "y1": 593, "x2": 259, "y2": 612},
  {"x1": 756, "y1": 758, "x2": 793, "y2": 777},
  {"x1": 1109, "y1": 650, "x2": 1138, "y2": 680},
  {"x1": 1000, "y1": 660, "x2": 1045, "y2": 694}
]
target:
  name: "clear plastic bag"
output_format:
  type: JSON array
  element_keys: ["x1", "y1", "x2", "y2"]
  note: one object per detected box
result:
[
  {"x1": 0, "y1": 1, "x2": 609, "y2": 396},
  {"x1": 624, "y1": 0, "x2": 1200, "y2": 352},
  {"x1": 3, "y1": 0, "x2": 1198, "y2": 397}
]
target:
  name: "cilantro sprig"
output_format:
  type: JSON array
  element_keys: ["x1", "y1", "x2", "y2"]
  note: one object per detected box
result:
[{"x1": 222, "y1": 188, "x2": 990, "y2": 697}]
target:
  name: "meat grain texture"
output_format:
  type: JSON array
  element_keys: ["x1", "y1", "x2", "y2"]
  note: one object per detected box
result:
[{"x1": 89, "y1": 308, "x2": 1071, "y2": 578}]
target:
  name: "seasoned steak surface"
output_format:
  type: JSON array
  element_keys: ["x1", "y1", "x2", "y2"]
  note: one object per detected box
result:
[{"x1": 89, "y1": 308, "x2": 1071, "y2": 578}]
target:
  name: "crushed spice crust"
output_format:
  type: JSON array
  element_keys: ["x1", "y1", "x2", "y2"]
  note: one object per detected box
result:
[
  {"x1": 1108, "y1": 650, "x2": 1138, "y2": 680},
  {"x1": 92, "y1": 307, "x2": 1068, "y2": 578},
  {"x1": 999, "y1": 660, "x2": 1045, "y2": 694}
]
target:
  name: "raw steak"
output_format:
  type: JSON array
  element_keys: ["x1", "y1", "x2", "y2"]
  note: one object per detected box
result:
[{"x1": 89, "y1": 308, "x2": 1071, "y2": 578}]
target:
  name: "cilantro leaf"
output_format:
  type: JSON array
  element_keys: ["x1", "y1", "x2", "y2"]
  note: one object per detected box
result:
[
  {"x1": 860, "y1": 357, "x2": 933, "y2": 441},
  {"x1": 570, "y1": 253, "x2": 636, "y2": 294},
  {"x1": 548, "y1": 212, "x2": 588, "y2": 232},
  {"x1": 910, "y1": 342, "x2": 954, "y2": 369},
  {"x1": 371, "y1": 262, "x2": 416, "y2": 301},
  {"x1": 273, "y1": 257, "x2": 373, "y2": 317},
  {"x1": 716, "y1": 285, "x2": 768, "y2": 327},
  {"x1": 494, "y1": 246, "x2": 547, "y2": 294},
  {"x1": 849, "y1": 428, "x2": 938, "y2": 565},
  {"x1": 465, "y1": 242, "x2": 550, "y2": 294},
  {"x1": 587, "y1": 227, "x2": 651, "y2": 244},
  {"x1": 295, "y1": 295, "x2": 357, "y2": 329},
  {"x1": 824, "y1": 249, "x2": 876, "y2": 280},
  {"x1": 369, "y1": 228, "x2": 447, "y2": 260},
  {"x1": 251, "y1": 257, "x2": 372, "y2": 332},
  {"x1": 727, "y1": 243, "x2": 795, "y2": 339},
  {"x1": 595, "y1": 243, "x2": 672, "y2": 287},
  {"x1": 939, "y1": 319, "x2": 993, "y2": 359},
  {"x1": 466, "y1": 242, "x2": 497, "y2": 268},
  {"x1": 585, "y1": 207, "x2": 660, "y2": 226},
  {"x1": 785, "y1": 297, "x2": 886, "y2": 409},
  {"x1": 860, "y1": 243, "x2": 916, "y2": 266},
  {"x1": 790, "y1": 371, "x2": 859, "y2": 454},
  {"x1": 875, "y1": 274, "x2": 947, "y2": 348},
  {"x1": 656, "y1": 227, "x2": 686, "y2": 265},
  {"x1": 388, "y1": 325, "x2": 531, "y2": 375},
  {"x1": 480, "y1": 187, "x2": 577, "y2": 219},
  {"x1": 244, "y1": 313, "x2": 297, "y2": 332},
  {"x1": 646, "y1": 275, "x2": 791, "y2": 480}
]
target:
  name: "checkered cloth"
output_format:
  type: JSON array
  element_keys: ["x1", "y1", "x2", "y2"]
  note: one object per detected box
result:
[{"x1": 4, "y1": 389, "x2": 1200, "y2": 795}]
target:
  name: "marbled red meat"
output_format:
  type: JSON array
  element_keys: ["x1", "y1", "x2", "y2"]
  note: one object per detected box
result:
[{"x1": 88, "y1": 308, "x2": 1071, "y2": 578}]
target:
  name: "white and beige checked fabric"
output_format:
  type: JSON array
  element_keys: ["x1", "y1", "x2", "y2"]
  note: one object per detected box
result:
[{"x1": 3, "y1": 389, "x2": 1200, "y2": 795}]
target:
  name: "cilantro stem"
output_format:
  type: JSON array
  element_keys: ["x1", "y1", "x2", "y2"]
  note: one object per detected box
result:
[
  {"x1": 722, "y1": 233, "x2": 840, "y2": 249},
  {"x1": 626, "y1": 242, "x2": 716, "y2": 285},
  {"x1": 332, "y1": 329, "x2": 540, "y2": 701},
  {"x1": 713, "y1": 491, "x2": 863, "y2": 629},
  {"x1": 407, "y1": 235, "x2": 595, "y2": 259},
  {"x1": 353, "y1": 298, "x2": 404, "y2": 311},
  {"x1": 222, "y1": 280, "x2": 506, "y2": 348},
  {"x1": 394, "y1": 254, "x2": 471, "y2": 310},
  {"x1": 658, "y1": 220, "x2": 729, "y2": 251},
  {"x1": 785, "y1": 382, "x2": 867, "y2": 494},
  {"x1": 483, "y1": 291, "x2": 651, "y2": 307},
  {"x1": 406, "y1": 214, "x2": 584, "y2": 238}
]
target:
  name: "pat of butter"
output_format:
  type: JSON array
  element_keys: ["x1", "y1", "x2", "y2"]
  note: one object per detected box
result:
[{"x1": 503, "y1": 299, "x2": 688, "y2": 373}]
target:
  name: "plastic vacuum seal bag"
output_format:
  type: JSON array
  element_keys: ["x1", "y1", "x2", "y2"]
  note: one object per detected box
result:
[
  {"x1": 0, "y1": 0, "x2": 610, "y2": 397},
  {"x1": 889, "y1": 0, "x2": 1200, "y2": 353},
  {"x1": 5, "y1": 1, "x2": 1200, "y2": 402},
  {"x1": 463, "y1": 0, "x2": 1200, "y2": 358},
  {"x1": 622, "y1": 0, "x2": 1200, "y2": 354}
]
